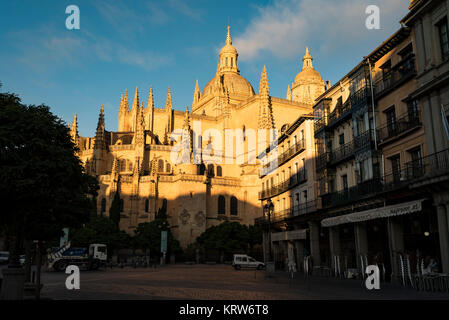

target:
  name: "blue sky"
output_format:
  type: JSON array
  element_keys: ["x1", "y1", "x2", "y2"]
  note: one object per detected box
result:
[{"x1": 0, "y1": 0, "x2": 409, "y2": 136}]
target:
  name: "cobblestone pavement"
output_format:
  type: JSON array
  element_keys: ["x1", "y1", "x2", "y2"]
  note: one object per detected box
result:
[{"x1": 35, "y1": 264, "x2": 449, "y2": 300}]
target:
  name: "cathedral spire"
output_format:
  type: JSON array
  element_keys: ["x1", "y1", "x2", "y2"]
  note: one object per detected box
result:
[
  {"x1": 302, "y1": 46, "x2": 313, "y2": 69},
  {"x1": 132, "y1": 87, "x2": 140, "y2": 111},
  {"x1": 147, "y1": 86, "x2": 154, "y2": 110},
  {"x1": 286, "y1": 84, "x2": 292, "y2": 101},
  {"x1": 258, "y1": 66, "x2": 274, "y2": 129},
  {"x1": 192, "y1": 80, "x2": 200, "y2": 107},
  {"x1": 219, "y1": 25, "x2": 238, "y2": 74},
  {"x1": 94, "y1": 104, "x2": 106, "y2": 150},
  {"x1": 226, "y1": 25, "x2": 232, "y2": 45},
  {"x1": 165, "y1": 87, "x2": 172, "y2": 110}
]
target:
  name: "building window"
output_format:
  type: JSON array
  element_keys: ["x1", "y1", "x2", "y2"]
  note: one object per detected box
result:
[
  {"x1": 341, "y1": 175, "x2": 348, "y2": 192},
  {"x1": 145, "y1": 199, "x2": 149, "y2": 213},
  {"x1": 207, "y1": 164, "x2": 214, "y2": 176},
  {"x1": 230, "y1": 196, "x2": 238, "y2": 215},
  {"x1": 198, "y1": 163, "x2": 206, "y2": 175},
  {"x1": 339, "y1": 133, "x2": 345, "y2": 146},
  {"x1": 216, "y1": 166, "x2": 222, "y2": 177},
  {"x1": 100, "y1": 198, "x2": 106, "y2": 214},
  {"x1": 389, "y1": 154, "x2": 401, "y2": 182},
  {"x1": 120, "y1": 199, "x2": 124, "y2": 212},
  {"x1": 437, "y1": 17, "x2": 449, "y2": 60},
  {"x1": 218, "y1": 195, "x2": 226, "y2": 215},
  {"x1": 407, "y1": 99, "x2": 420, "y2": 121},
  {"x1": 385, "y1": 106, "x2": 397, "y2": 136},
  {"x1": 158, "y1": 159, "x2": 164, "y2": 172},
  {"x1": 128, "y1": 162, "x2": 133, "y2": 172},
  {"x1": 166, "y1": 163, "x2": 171, "y2": 173}
]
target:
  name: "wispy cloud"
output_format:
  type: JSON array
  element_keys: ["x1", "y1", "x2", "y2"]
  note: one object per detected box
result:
[
  {"x1": 94, "y1": 0, "x2": 203, "y2": 33},
  {"x1": 234, "y1": 0, "x2": 407, "y2": 60},
  {"x1": 6, "y1": 27, "x2": 173, "y2": 73}
]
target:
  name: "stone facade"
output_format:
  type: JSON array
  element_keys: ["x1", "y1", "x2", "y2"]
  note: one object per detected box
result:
[{"x1": 70, "y1": 27, "x2": 325, "y2": 248}]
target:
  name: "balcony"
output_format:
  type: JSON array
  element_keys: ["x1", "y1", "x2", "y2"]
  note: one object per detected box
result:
[
  {"x1": 255, "y1": 200, "x2": 317, "y2": 224},
  {"x1": 377, "y1": 111, "x2": 421, "y2": 145},
  {"x1": 320, "y1": 149, "x2": 449, "y2": 208},
  {"x1": 350, "y1": 86, "x2": 372, "y2": 114},
  {"x1": 327, "y1": 101, "x2": 352, "y2": 129},
  {"x1": 354, "y1": 129, "x2": 375, "y2": 152},
  {"x1": 321, "y1": 178, "x2": 383, "y2": 208},
  {"x1": 329, "y1": 140, "x2": 355, "y2": 165},
  {"x1": 278, "y1": 139, "x2": 306, "y2": 166},
  {"x1": 314, "y1": 116, "x2": 328, "y2": 134},
  {"x1": 315, "y1": 152, "x2": 330, "y2": 172},
  {"x1": 374, "y1": 54, "x2": 416, "y2": 99},
  {"x1": 259, "y1": 170, "x2": 307, "y2": 200},
  {"x1": 259, "y1": 140, "x2": 306, "y2": 177}
]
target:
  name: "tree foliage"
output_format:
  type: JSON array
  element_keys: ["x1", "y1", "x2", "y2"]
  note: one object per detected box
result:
[
  {"x1": 70, "y1": 216, "x2": 130, "y2": 254},
  {"x1": 196, "y1": 221, "x2": 261, "y2": 254},
  {"x1": 0, "y1": 90, "x2": 96, "y2": 244},
  {"x1": 133, "y1": 199, "x2": 180, "y2": 256},
  {"x1": 109, "y1": 190, "x2": 121, "y2": 229}
]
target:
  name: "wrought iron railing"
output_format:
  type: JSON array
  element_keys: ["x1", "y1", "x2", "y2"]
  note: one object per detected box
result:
[
  {"x1": 330, "y1": 140, "x2": 355, "y2": 165},
  {"x1": 256, "y1": 200, "x2": 317, "y2": 224},
  {"x1": 259, "y1": 170, "x2": 307, "y2": 200},
  {"x1": 374, "y1": 55, "x2": 416, "y2": 98},
  {"x1": 377, "y1": 110, "x2": 421, "y2": 144},
  {"x1": 321, "y1": 148, "x2": 449, "y2": 208},
  {"x1": 328, "y1": 101, "x2": 352, "y2": 128}
]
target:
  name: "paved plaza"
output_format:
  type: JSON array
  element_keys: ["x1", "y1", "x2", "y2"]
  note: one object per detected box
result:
[{"x1": 21, "y1": 264, "x2": 449, "y2": 300}]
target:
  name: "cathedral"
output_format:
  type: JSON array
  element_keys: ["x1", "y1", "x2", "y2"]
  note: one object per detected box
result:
[{"x1": 69, "y1": 27, "x2": 326, "y2": 248}]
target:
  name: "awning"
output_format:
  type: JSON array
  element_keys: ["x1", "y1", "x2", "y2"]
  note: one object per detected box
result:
[
  {"x1": 321, "y1": 199, "x2": 426, "y2": 228},
  {"x1": 271, "y1": 229, "x2": 307, "y2": 242}
]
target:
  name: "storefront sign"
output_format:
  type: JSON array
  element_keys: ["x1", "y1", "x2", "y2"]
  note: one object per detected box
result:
[{"x1": 321, "y1": 199, "x2": 425, "y2": 227}]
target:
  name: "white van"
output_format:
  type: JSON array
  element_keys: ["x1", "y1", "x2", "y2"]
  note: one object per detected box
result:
[{"x1": 232, "y1": 254, "x2": 265, "y2": 270}]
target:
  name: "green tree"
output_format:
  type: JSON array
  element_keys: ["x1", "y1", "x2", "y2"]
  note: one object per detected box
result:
[
  {"x1": 0, "y1": 90, "x2": 96, "y2": 266},
  {"x1": 109, "y1": 190, "x2": 121, "y2": 229},
  {"x1": 70, "y1": 216, "x2": 130, "y2": 257},
  {"x1": 196, "y1": 222, "x2": 250, "y2": 260},
  {"x1": 133, "y1": 199, "x2": 180, "y2": 258}
]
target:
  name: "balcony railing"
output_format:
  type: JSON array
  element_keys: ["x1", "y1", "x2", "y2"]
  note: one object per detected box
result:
[
  {"x1": 259, "y1": 170, "x2": 307, "y2": 200},
  {"x1": 255, "y1": 200, "x2": 317, "y2": 224},
  {"x1": 377, "y1": 111, "x2": 421, "y2": 145},
  {"x1": 327, "y1": 101, "x2": 352, "y2": 128},
  {"x1": 350, "y1": 85, "x2": 372, "y2": 113},
  {"x1": 259, "y1": 139, "x2": 306, "y2": 177},
  {"x1": 329, "y1": 140, "x2": 355, "y2": 165},
  {"x1": 374, "y1": 55, "x2": 416, "y2": 98},
  {"x1": 322, "y1": 178, "x2": 383, "y2": 208},
  {"x1": 354, "y1": 129, "x2": 375, "y2": 152},
  {"x1": 321, "y1": 148, "x2": 449, "y2": 208},
  {"x1": 314, "y1": 116, "x2": 328, "y2": 133},
  {"x1": 315, "y1": 152, "x2": 330, "y2": 172}
]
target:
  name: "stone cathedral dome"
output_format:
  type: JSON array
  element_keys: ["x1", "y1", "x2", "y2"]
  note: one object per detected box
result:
[{"x1": 202, "y1": 26, "x2": 255, "y2": 98}]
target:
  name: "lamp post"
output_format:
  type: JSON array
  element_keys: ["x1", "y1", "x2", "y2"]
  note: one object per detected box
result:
[
  {"x1": 264, "y1": 199, "x2": 275, "y2": 274},
  {"x1": 158, "y1": 220, "x2": 169, "y2": 265}
]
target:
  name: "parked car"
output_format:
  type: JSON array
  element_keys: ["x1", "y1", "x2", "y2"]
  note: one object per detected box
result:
[
  {"x1": 0, "y1": 251, "x2": 9, "y2": 264},
  {"x1": 232, "y1": 254, "x2": 265, "y2": 270}
]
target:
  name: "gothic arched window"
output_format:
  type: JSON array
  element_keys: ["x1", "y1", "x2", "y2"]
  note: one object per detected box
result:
[
  {"x1": 166, "y1": 163, "x2": 171, "y2": 173},
  {"x1": 158, "y1": 159, "x2": 164, "y2": 172},
  {"x1": 218, "y1": 195, "x2": 226, "y2": 215},
  {"x1": 145, "y1": 199, "x2": 149, "y2": 213},
  {"x1": 216, "y1": 166, "x2": 222, "y2": 177},
  {"x1": 198, "y1": 163, "x2": 206, "y2": 175},
  {"x1": 230, "y1": 196, "x2": 238, "y2": 216},
  {"x1": 207, "y1": 164, "x2": 214, "y2": 177},
  {"x1": 119, "y1": 199, "x2": 124, "y2": 212}
]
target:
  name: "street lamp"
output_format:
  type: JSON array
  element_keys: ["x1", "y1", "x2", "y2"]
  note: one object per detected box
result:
[
  {"x1": 158, "y1": 221, "x2": 169, "y2": 265},
  {"x1": 264, "y1": 199, "x2": 274, "y2": 262}
]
